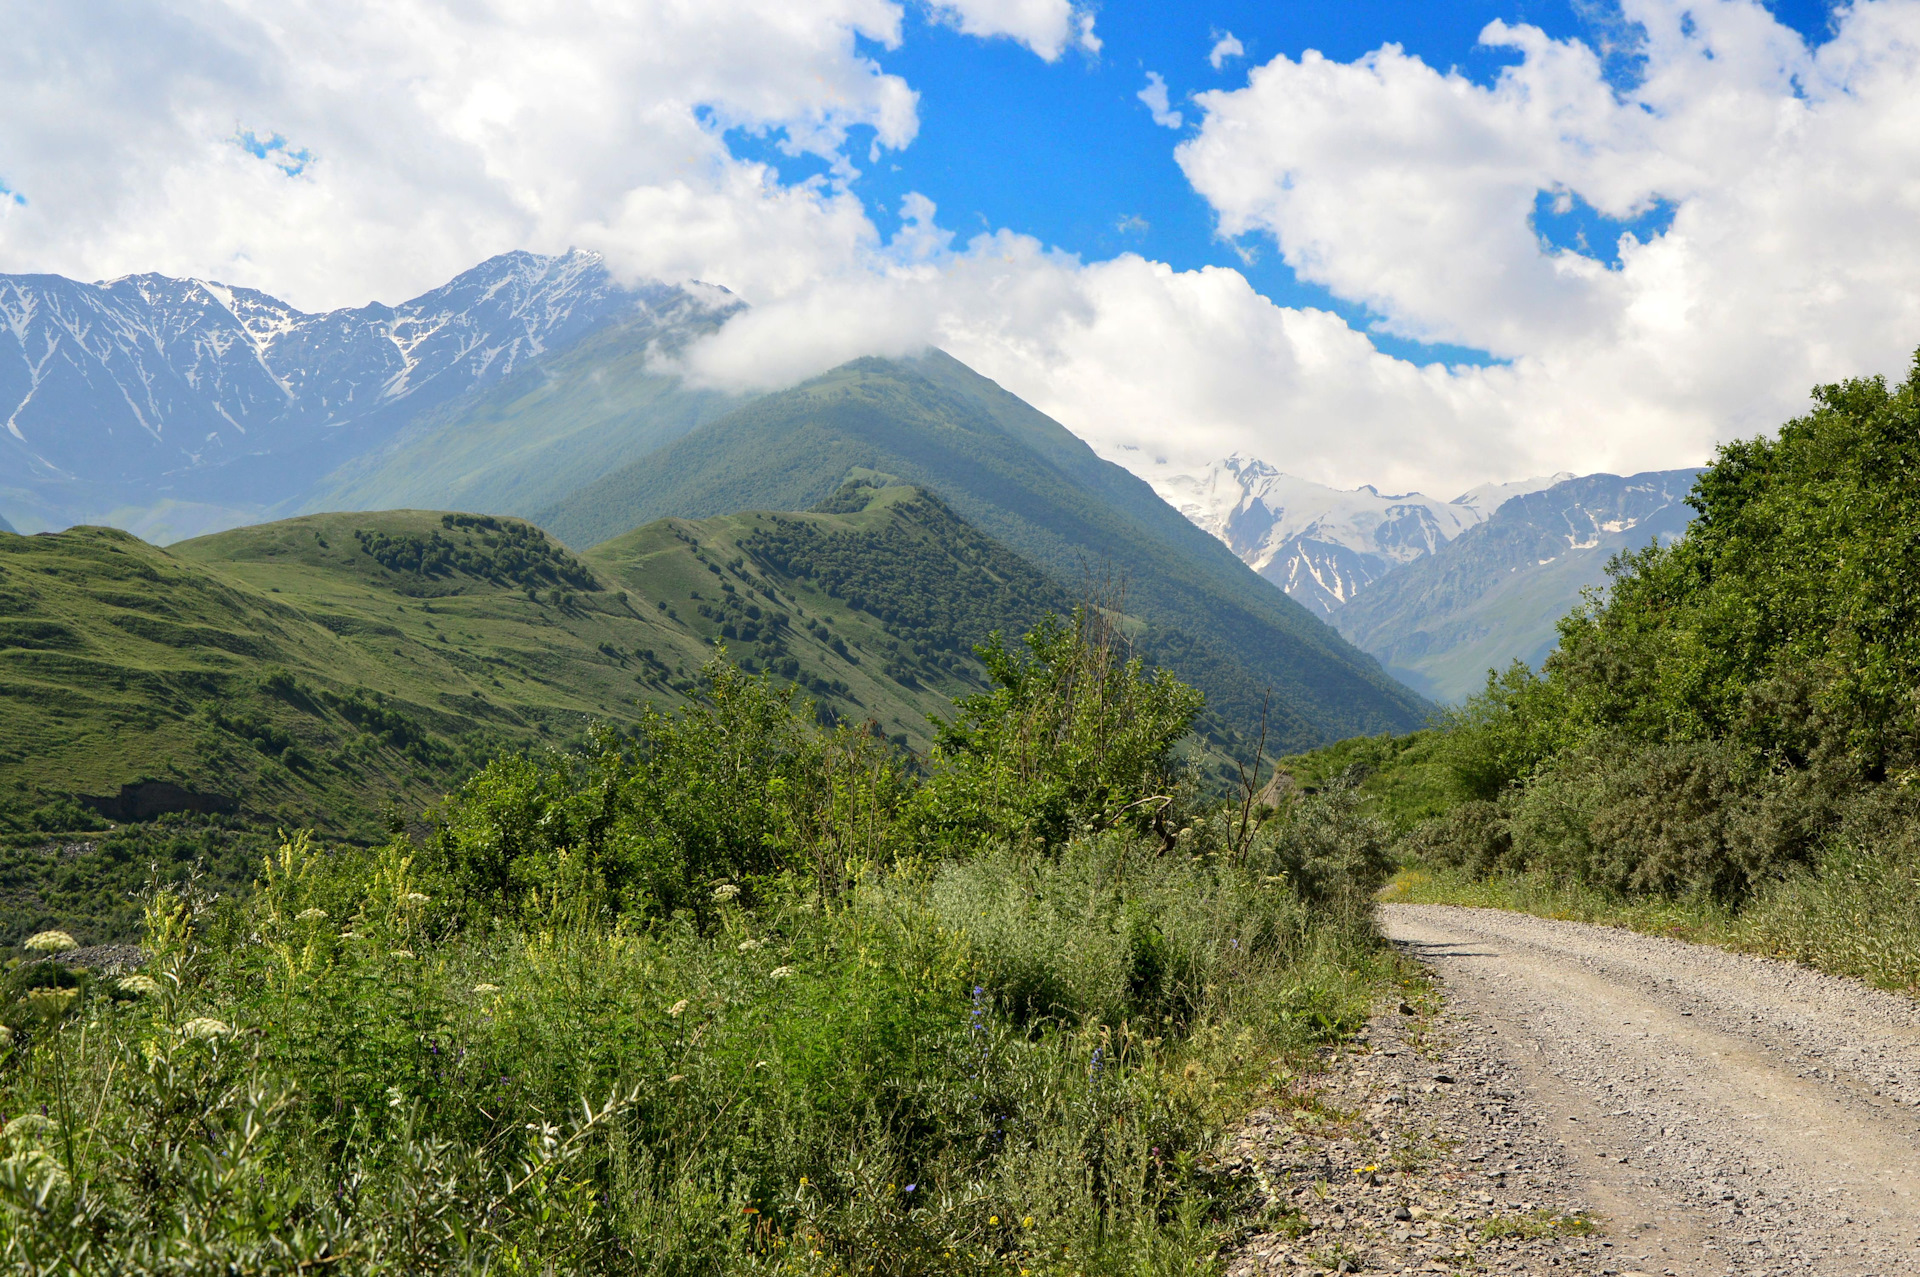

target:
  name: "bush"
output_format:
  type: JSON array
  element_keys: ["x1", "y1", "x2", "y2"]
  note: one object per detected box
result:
[
  {"x1": 433, "y1": 653, "x2": 906, "y2": 923},
  {"x1": 1254, "y1": 783, "x2": 1395, "y2": 921},
  {"x1": 914, "y1": 607, "x2": 1204, "y2": 850}
]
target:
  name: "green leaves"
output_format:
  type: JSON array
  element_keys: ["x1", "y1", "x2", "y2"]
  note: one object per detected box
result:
[
  {"x1": 433, "y1": 650, "x2": 910, "y2": 923},
  {"x1": 916, "y1": 608, "x2": 1205, "y2": 849}
]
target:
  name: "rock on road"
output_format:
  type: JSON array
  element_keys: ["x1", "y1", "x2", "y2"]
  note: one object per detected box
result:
[{"x1": 1380, "y1": 904, "x2": 1920, "y2": 1275}]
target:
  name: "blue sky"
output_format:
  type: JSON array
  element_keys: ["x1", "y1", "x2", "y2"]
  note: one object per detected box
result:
[{"x1": 727, "y1": 0, "x2": 1841, "y2": 366}]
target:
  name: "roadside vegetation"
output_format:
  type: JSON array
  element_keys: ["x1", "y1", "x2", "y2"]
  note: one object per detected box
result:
[
  {"x1": 0, "y1": 609, "x2": 1396, "y2": 1274},
  {"x1": 1313, "y1": 351, "x2": 1920, "y2": 995}
]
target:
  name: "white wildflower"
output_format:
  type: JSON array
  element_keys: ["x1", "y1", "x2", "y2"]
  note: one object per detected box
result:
[
  {"x1": 22, "y1": 930, "x2": 77, "y2": 954},
  {"x1": 390, "y1": 949, "x2": 415, "y2": 960},
  {"x1": 24, "y1": 988, "x2": 77, "y2": 1020},
  {"x1": 737, "y1": 938, "x2": 763, "y2": 952},
  {"x1": 180, "y1": 1017, "x2": 232, "y2": 1040},
  {"x1": 295, "y1": 908, "x2": 328, "y2": 922},
  {"x1": 711, "y1": 883, "x2": 740, "y2": 902},
  {"x1": 472, "y1": 983, "x2": 501, "y2": 995},
  {"x1": 768, "y1": 966, "x2": 793, "y2": 981},
  {"x1": 667, "y1": 999, "x2": 689, "y2": 1017},
  {"x1": 117, "y1": 974, "x2": 162, "y2": 998},
  {"x1": 404, "y1": 892, "x2": 430, "y2": 905}
]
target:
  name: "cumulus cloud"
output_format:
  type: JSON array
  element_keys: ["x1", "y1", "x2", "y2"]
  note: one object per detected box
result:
[
  {"x1": 1137, "y1": 72, "x2": 1185, "y2": 129},
  {"x1": 0, "y1": 0, "x2": 1069, "y2": 311},
  {"x1": 669, "y1": 0, "x2": 1920, "y2": 500},
  {"x1": 1172, "y1": 0, "x2": 1920, "y2": 474},
  {"x1": 927, "y1": 0, "x2": 1099, "y2": 59},
  {"x1": 1208, "y1": 31, "x2": 1245, "y2": 70},
  {"x1": 674, "y1": 224, "x2": 1569, "y2": 498},
  {"x1": 6, "y1": 0, "x2": 1920, "y2": 504}
]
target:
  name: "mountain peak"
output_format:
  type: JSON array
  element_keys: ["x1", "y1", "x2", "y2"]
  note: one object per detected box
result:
[
  {"x1": 1147, "y1": 457, "x2": 1486, "y2": 616},
  {"x1": 0, "y1": 251, "x2": 718, "y2": 532},
  {"x1": 1450, "y1": 472, "x2": 1576, "y2": 516}
]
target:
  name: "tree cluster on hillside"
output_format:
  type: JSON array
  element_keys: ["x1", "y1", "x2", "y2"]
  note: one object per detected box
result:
[
  {"x1": 354, "y1": 514, "x2": 598, "y2": 594},
  {"x1": 743, "y1": 484, "x2": 1069, "y2": 684}
]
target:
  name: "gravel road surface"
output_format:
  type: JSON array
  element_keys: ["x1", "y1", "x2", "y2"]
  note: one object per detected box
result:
[{"x1": 1380, "y1": 904, "x2": 1920, "y2": 1275}]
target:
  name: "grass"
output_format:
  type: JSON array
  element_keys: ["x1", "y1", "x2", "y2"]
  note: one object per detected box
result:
[
  {"x1": 0, "y1": 816, "x2": 272, "y2": 947},
  {"x1": 1276, "y1": 731, "x2": 1454, "y2": 832},
  {"x1": 1382, "y1": 848, "x2": 1920, "y2": 997},
  {"x1": 0, "y1": 831, "x2": 1392, "y2": 1274},
  {"x1": 1478, "y1": 1210, "x2": 1595, "y2": 1241},
  {"x1": 0, "y1": 486, "x2": 1071, "y2": 849}
]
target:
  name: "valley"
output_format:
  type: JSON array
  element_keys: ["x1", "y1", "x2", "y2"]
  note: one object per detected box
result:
[{"x1": 8, "y1": 249, "x2": 1918, "y2": 1275}]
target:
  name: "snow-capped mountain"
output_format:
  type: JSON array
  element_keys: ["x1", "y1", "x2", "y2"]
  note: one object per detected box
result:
[
  {"x1": 1334, "y1": 469, "x2": 1701, "y2": 701},
  {"x1": 1150, "y1": 455, "x2": 1571, "y2": 616},
  {"x1": 0, "y1": 251, "x2": 733, "y2": 532}
]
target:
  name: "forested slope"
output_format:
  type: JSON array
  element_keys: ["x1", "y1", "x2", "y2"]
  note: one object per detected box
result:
[{"x1": 540, "y1": 351, "x2": 1431, "y2": 750}]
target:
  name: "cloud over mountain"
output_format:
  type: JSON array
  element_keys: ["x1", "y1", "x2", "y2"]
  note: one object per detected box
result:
[{"x1": 4, "y1": 1, "x2": 1920, "y2": 502}]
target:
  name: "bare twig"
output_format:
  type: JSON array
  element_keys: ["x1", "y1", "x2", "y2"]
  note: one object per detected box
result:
[{"x1": 1231, "y1": 690, "x2": 1273, "y2": 863}]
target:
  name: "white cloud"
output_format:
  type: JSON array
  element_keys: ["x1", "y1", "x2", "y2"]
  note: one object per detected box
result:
[
  {"x1": 926, "y1": 0, "x2": 1099, "y2": 59},
  {"x1": 671, "y1": 0, "x2": 1920, "y2": 502},
  {"x1": 0, "y1": 0, "x2": 1087, "y2": 311},
  {"x1": 673, "y1": 214, "x2": 1550, "y2": 498},
  {"x1": 1208, "y1": 31, "x2": 1245, "y2": 70},
  {"x1": 1137, "y1": 72, "x2": 1185, "y2": 129},
  {"x1": 1170, "y1": 0, "x2": 1920, "y2": 474}
]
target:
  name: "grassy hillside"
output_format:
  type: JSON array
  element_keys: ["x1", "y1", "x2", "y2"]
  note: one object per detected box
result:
[
  {"x1": 539, "y1": 351, "x2": 1431, "y2": 750},
  {"x1": 0, "y1": 600, "x2": 1397, "y2": 1272},
  {"x1": 0, "y1": 485, "x2": 1091, "y2": 854},
  {"x1": 297, "y1": 311, "x2": 742, "y2": 523}
]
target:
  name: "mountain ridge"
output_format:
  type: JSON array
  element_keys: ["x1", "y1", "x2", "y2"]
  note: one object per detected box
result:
[
  {"x1": 538, "y1": 351, "x2": 1433, "y2": 751},
  {"x1": 1148, "y1": 455, "x2": 1572, "y2": 617},
  {"x1": 0, "y1": 482, "x2": 1088, "y2": 839},
  {"x1": 1332, "y1": 468, "x2": 1702, "y2": 700},
  {"x1": 0, "y1": 251, "x2": 731, "y2": 538}
]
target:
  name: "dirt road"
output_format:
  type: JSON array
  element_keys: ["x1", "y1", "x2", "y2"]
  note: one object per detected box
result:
[{"x1": 1380, "y1": 904, "x2": 1920, "y2": 1275}]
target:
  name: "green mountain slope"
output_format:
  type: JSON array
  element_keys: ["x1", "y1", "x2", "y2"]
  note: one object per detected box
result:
[
  {"x1": 298, "y1": 312, "x2": 743, "y2": 522},
  {"x1": 1333, "y1": 470, "x2": 1700, "y2": 701},
  {"x1": 538, "y1": 351, "x2": 1430, "y2": 749},
  {"x1": 0, "y1": 485, "x2": 1094, "y2": 842}
]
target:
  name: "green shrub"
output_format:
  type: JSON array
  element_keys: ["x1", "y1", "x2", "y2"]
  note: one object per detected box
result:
[
  {"x1": 914, "y1": 607, "x2": 1204, "y2": 850},
  {"x1": 433, "y1": 652, "x2": 906, "y2": 923},
  {"x1": 1253, "y1": 783, "x2": 1395, "y2": 921}
]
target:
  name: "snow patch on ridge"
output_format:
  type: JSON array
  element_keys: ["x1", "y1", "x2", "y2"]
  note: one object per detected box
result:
[{"x1": 1142, "y1": 454, "x2": 1574, "y2": 617}]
